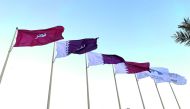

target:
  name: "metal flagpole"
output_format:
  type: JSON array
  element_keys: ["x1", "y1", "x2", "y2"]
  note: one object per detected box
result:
[
  {"x1": 0, "y1": 27, "x2": 18, "y2": 85},
  {"x1": 85, "y1": 54, "x2": 90, "y2": 109},
  {"x1": 134, "y1": 74, "x2": 145, "y2": 109},
  {"x1": 111, "y1": 65, "x2": 121, "y2": 109},
  {"x1": 153, "y1": 80, "x2": 165, "y2": 109},
  {"x1": 169, "y1": 83, "x2": 181, "y2": 109},
  {"x1": 47, "y1": 42, "x2": 55, "y2": 109}
]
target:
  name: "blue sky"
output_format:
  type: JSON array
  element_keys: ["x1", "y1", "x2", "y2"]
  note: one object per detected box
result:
[{"x1": 0, "y1": 0, "x2": 190, "y2": 109}]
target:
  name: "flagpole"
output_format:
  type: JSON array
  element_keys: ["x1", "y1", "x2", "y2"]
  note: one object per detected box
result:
[
  {"x1": 85, "y1": 54, "x2": 90, "y2": 109},
  {"x1": 169, "y1": 83, "x2": 181, "y2": 109},
  {"x1": 153, "y1": 80, "x2": 165, "y2": 109},
  {"x1": 0, "y1": 27, "x2": 18, "y2": 85},
  {"x1": 47, "y1": 42, "x2": 55, "y2": 109},
  {"x1": 134, "y1": 74, "x2": 145, "y2": 109},
  {"x1": 111, "y1": 65, "x2": 121, "y2": 109}
]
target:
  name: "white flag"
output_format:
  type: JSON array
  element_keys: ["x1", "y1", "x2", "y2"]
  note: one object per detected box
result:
[
  {"x1": 136, "y1": 71, "x2": 150, "y2": 79},
  {"x1": 149, "y1": 69, "x2": 170, "y2": 83},
  {"x1": 168, "y1": 73, "x2": 187, "y2": 85}
]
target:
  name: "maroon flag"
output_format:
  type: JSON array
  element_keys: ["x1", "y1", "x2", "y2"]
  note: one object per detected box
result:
[
  {"x1": 87, "y1": 52, "x2": 125, "y2": 66},
  {"x1": 14, "y1": 26, "x2": 64, "y2": 47},
  {"x1": 125, "y1": 62, "x2": 150, "y2": 73},
  {"x1": 68, "y1": 38, "x2": 98, "y2": 54},
  {"x1": 55, "y1": 38, "x2": 98, "y2": 58},
  {"x1": 114, "y1": 61, "x2": 150, "y2": 74}
]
